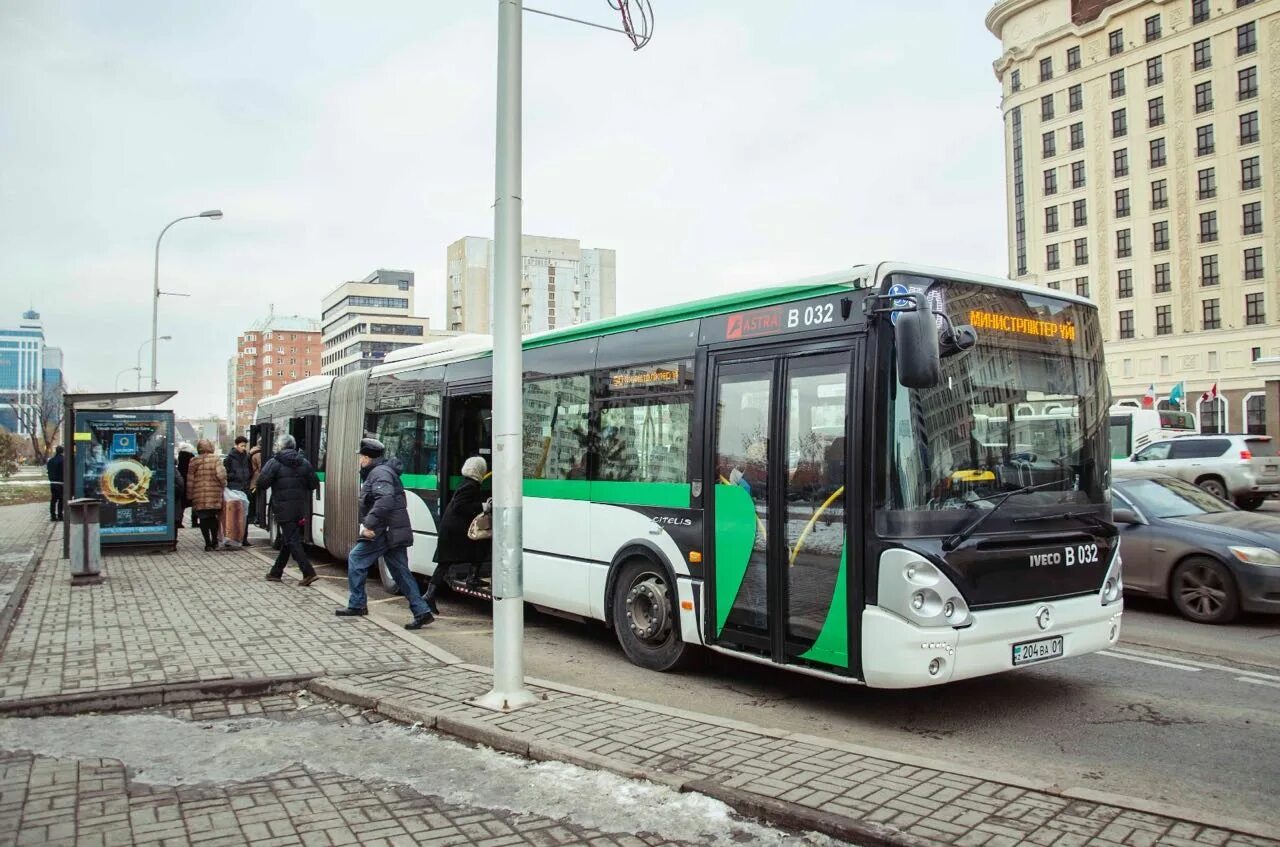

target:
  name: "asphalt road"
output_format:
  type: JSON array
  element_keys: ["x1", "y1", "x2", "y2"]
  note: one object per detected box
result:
[{"x1": 264, "y1": 509, "x2": 1280, "y2": 831}]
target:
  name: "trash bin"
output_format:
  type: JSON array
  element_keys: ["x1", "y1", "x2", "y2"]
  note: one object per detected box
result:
[{"x1": 68, "y1": 497, "x2": 104, "y2": 585}]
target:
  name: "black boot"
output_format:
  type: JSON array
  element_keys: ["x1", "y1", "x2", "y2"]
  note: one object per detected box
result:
[
  {"x1": 335, "y1": 607, "x2": 368, "y2": 617},
  {"x1": 423, "y1": 582, "x2": 439, "y2": 615},
  {"x1": 405, "y1": 611, "x2": 435, "y2": 630}
]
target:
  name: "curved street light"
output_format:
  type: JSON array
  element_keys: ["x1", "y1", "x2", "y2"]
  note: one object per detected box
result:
[
  {"x1": 115, "y1": 366, "x2": 140, "y2": 392},
  {"x1": 152, "y1": 210, "x2": 223, "y2": 389},
  {"x1": 137, "y1": 335, "x2": 172, "y2": 391}
]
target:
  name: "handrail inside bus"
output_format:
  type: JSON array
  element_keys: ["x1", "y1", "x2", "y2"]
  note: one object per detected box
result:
[{"x1": 789, "y1": 486, "x2": 845, "y2": 567}]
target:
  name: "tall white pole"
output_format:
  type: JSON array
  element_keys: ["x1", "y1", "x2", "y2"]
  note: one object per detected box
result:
[{"x1": 475, "y1": 0, "x2": 537, "y2": 713}]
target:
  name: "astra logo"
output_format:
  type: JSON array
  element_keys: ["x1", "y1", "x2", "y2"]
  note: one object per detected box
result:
[{"x1": 726, "y1": 308, "x2": 783, "y2": 340}]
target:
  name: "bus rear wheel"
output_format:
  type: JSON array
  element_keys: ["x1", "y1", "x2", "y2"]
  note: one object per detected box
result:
[
  {"x1": 611, "y1": 558, "x2": 691, "y2": 672},
  {"x1": 378, "y1": 558, "x2": 403, "y2": 595}
]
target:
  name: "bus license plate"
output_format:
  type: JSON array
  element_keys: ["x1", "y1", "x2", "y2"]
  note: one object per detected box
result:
[{"x1": 1011, "y1": 636, "x2": 1063, "y2": 666}]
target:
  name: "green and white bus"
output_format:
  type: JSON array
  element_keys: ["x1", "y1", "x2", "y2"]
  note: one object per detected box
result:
[{"x1": 255, "y1": 261, "x2": 1122, "y2": 688}]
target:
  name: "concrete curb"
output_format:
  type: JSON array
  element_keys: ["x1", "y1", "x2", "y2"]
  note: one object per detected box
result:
[
  {"x1": 0, "y1": 522, "x2": 54, "y2": 653},
  {"x1": 0, "y1": 673, "x2": 318, "y2": 717}
]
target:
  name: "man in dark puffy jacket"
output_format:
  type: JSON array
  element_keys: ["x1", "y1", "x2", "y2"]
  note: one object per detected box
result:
[
  {"x1": 255, "y1": 434, "x2": 319, "y2": 585},
  {"x1": 336, "y1": 437, "x2": 433, "y2": 629},
  {"x1": 46, "y1": 446, "x2": 64, "y2": 522}
]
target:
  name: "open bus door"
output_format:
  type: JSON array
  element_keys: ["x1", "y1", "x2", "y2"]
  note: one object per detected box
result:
[
  {"x1": 439, "y1": 386, "x2": 492, "y2": 591},
  {"x1": 249, "y1": 421, "x2": 274, "y2": 527},
  {"x1": 287, "y1": 414, "x2": 323, "y2": 543}
]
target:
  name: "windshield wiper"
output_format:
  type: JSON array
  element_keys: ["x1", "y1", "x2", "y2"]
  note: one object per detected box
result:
[
  {"x1": 942, "y1": 478, "x2": 1073, "y2": 552},
  {"x1": 1012, "y1": 510, "x2": 1108, "y2": 531}
]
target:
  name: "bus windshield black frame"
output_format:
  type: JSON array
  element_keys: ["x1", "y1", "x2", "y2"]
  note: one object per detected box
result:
[{"x1": 876, "y1": 276, "x2": 1109, "y2": 538}]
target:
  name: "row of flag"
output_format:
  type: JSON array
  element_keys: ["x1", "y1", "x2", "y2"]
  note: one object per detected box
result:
[{"x1": 1141, "y1": 381, "x2": 1218, "y2": 409}]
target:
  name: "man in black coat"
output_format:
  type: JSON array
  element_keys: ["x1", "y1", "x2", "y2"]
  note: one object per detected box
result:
[
  {"x1": 224, "y1": 435, "x2": 254, "y2": 546},
  {"x1": 46, "y1": 446, "x2": 64, "y2": 522},
  {"x1": 336, "y1": 437, "x2": 433, "y2": 629},
  {"x1": 255, "y1": 434, "x2": 319, "y2": 584}
]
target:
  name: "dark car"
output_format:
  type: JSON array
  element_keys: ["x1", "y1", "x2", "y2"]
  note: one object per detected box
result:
[{"x1": 1112, "y1": 469, "x2": 1280, "y2": 624}]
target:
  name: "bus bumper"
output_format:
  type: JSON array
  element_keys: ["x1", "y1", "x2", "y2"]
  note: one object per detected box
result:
[{"x1": 861, "y1": 595, "x2": 1122, "y2": 689}]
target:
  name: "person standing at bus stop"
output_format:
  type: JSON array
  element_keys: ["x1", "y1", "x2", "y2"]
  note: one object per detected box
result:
[
  {"x1": 336, "y1": 437, "x2": 434, "y2": 629},
  {"x1": 224, "y1": 435, "x2": 254, "y2": 546},
  {"x1": 46, "y1": 446, "x2": 64, "y2": 522},
  {"x1": 186, "y1": 439, "x2": 226, "y2": 551},
  {"x1": 255, "y1": 434, "x2": 319, "y2": 586}
]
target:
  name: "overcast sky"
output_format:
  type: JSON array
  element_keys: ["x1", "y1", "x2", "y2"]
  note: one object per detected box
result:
[{"x1": 0, "y1": 1, "x2": 1008, "y2": 419}]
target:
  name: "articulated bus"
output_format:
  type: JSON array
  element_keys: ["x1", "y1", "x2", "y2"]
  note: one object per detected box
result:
[{"x1": 255, "y1": 261, "x2": 1122, "y2": 688}]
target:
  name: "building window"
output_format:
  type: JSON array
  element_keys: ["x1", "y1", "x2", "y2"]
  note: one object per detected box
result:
[
  {"x1": 1237, "y1": 22, "x2": 1257, "y2": 56},
  {"x1": 1109, "y1": 29, "x2": 1124, "y2": 56},
  {"x1": 1067, "y1": 46, "x2": 1081, "y2": 72},
  {"x1": 1041, "y1": 94, "x2": 1055, "y2": 121},
  {"x1": 1071, "y1": 160, "x2": 1085, "y2": 188},
  {"x1": 1253, "y1": 347, "x2": 1263, "y2": 362},
  {"x1": 1043, "y1": 130, "x2": 1056, "y2": 158},
  {"x1": 1046, "y1": 243, "x2": 1060, "y2": 270},
  {"x1": 1068, "y1": 85, "x2": 1083, "y2": 112},
  {"x1": 1199, "y1": 210, "x2": 1218, "y2": 243},
  {"x1": 1154, "y1": 263, "x2": 1172, "y2": 294},
  {"x1": 1243, "y1": 202, "x2": 1263, "y2": 236},
  {"x1": 1069, "y1": 122, "x2": 1084, "y2": 150},
  {"x1": 1245, "y1": 293, "x2": 1265, "y2": 325},
  {"x1": 1193, "y1": 81, "x2": 1213, "y2": 113},
  {"x1": 1150, "y1": 137, "x2": 1166, "y2": 167},
  {"x1": 1155, "y1": 305, "x2": 1173, "y2": 336},
  {"x1": 1112, "y1": 108, "x2": 1127, "y2": 138},
  {"x1": 1110, "y1": 69, "x2": 1126, "y2": 98},
  {"x1": 1013, "y1": 112, "x2": 1026, "y2": 272},
  {"x1": 1040, "y1": 57, "x2": 1053, "y2": 82},
  {"x1": 1145, "y1": 14, "x2": 1161, "y2": 41},
  {"x1": 1045, "y1": 205, "x2": 1059, "y2": 233},
  {"x1": 1148, "y1": 97, "x2": 1165, "y2": 127},
  {"x1": 1116, "y1": 188, "x2": 1131, "y2": 218},
  {"x1": 1240, "y1": 111, "x2": 1259, "y2": 145},
  {"x1": 1193, "y1": 37, "x2": 1211, "y2": 71},
  {"x1": 1146, "y1": 56, "x2": 1163, "y2": 88},
  {"x1": 1153, "y1": 221, "x2": 1170, "y2": 252},
  {"x1": 1116, "y1": 228, "x2": 1132, "y2": 258},
  {"x1": 1011, "y1": 69, "x2": 1021, "y2": 92},
  {"x1": 1192, "y1": 0, "x2": 1209, "y2": 23},
  {"x1": 1203, "y1": 298, "x2": 1221, "y2": 330},
  {"x1": 1119, "y1": 310, "x2": 1135, "y2": 339},
  {"x1": 1044, "y1": 168, "x2": 1058, "y2": 195},
  {"x1": 1244, "y1": 247, "x2": 1264, "y2": 280},
  {"x1": 1151, "y1": 179, "x2": 1168, "y2": 210},
  {"x1": 1238, "y1": 66, "x2": 1258, "y2": 100},
  {"x1": 1047, "y1": 281, "x2": 1060, "y2": 290},
  {"x1": 1072, "y1": 198, "x2": 1087, "y2": 227},
  {"x1": 1118, "y1": 269, "x2": 1134, "y2": 298},
  {"x1": 1074, "y1": 237, "x2": 1089, "y2": 266},
  {"x1": 1202, "y1": 254, "x2": 1220, "y2": 286},
  {"x1": 1242, "y1": 156, "x2": 1261, "y2": 190},
  {"x1": 1198, "y1": 167, "x2": 1217, "y2": 200},
  {"x1": 1113, "y1": 148, "x2": 1129, "y2": 177},
  {"x1": 1195, "y1": 124, "x2": 1214, "y2": 156},
  {"x1": 1246, "y1": 395, "x2": 1266, "y2": 436},
  {"x1": 1076, "y1": 277, "x2": 1090, "y2": 297}
]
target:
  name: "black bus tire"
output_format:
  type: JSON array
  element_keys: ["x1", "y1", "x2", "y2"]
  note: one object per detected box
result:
[{"x1": 610, "y1": 557, "x2": 692, "y2": 672}]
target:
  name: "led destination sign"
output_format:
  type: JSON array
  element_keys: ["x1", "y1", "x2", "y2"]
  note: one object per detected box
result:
[{"x1": 968, "y1": 309, "x2": 1076, "y2": 342}]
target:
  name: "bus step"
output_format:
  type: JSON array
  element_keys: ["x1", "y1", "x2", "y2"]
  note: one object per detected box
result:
[{"x1": 447, "y1": 578, "x2": 492, "y2": 601}]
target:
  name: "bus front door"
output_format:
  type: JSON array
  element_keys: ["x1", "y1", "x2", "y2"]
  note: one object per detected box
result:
[{"x1": 708, "y1": 348, "x2": 853, "y2": 672}]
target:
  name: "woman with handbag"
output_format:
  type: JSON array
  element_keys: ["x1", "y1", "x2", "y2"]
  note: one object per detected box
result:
[{"x1": 425, "y1": 456, "x2": 491, "y2": 613}]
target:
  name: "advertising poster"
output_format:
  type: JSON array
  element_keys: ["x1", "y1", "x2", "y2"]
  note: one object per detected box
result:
[{"x1": 73, "y1": 411, "x2": 175, "y2": 544}]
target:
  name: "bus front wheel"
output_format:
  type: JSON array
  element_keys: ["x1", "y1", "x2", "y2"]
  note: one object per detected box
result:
[{"x1": 611, "y1": 558, "x2": 691, "y2": 672}]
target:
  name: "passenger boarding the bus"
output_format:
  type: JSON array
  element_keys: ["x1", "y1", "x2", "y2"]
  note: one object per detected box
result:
[{"x1": 425, "y1": 456, "x2": 491, "y2": 613}]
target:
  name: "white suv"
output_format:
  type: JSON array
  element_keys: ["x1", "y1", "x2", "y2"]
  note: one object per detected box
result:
[{"x1": 1117, "y1": 434, "x2": 1280, "y2": 510}]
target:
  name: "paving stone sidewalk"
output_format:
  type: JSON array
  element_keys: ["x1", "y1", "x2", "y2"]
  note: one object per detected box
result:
[
  {"x1": 0, "y1": 504, "x2": 52, "y2": 620},
  {"x1": 0, "y1": 525, "x2": 434, "y2": 702}
]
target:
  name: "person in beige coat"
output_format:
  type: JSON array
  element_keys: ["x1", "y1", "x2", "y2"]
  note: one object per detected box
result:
[{"x1": 186, "y1": 439, "x2": 227, "y2": 551}]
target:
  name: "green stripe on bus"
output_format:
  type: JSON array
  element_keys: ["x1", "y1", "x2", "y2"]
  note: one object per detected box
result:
[
  {"x1": 316, "y1": 471, "x2": 325, "y2": 481},
  {"x1": 402, "y1": 473, "x2": 438, "y2": 490},
  {"x1": 798, "y1": 544, "x2": 849, "y2": 668},
  {"x1": 336, "y1": 471, "x2": 688, "y2": 508},
  {"x1": 714, "y1": 483, "x2": 758, "y2": 636}
]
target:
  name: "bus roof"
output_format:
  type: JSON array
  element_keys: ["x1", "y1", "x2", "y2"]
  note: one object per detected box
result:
[{"x1": 373, "y1": 260, "x2": 1094, "y2": 374}]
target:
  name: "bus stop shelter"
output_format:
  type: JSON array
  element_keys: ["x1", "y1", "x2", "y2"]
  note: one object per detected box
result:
[{"x1": 61, "y1": 391, "x2": 178, "y2": 558}]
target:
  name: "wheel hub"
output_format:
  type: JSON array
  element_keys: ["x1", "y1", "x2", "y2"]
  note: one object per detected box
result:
[{"x1": 625, "y1": 576, "x2": 671, "y2": 643}]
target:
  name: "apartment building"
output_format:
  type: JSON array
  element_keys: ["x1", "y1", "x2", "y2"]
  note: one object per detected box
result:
[
  {"x1": 988, "y1": 0, "x2": 1279, "y2": 434},
  {"x1": 232, "y1": 311, "x2": 322, "y2": 435},
  {"x1": 321, "y1": 269, "x2": 456, "y2": 375}
]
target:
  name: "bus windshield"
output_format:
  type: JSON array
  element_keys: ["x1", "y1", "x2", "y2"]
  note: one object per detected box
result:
[{"x1": 880, "y1": 277, "x2": 1109, "y2": 536}]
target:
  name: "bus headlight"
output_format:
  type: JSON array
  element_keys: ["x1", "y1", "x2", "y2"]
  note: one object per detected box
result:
[
  {"x1": 879, "y1": 550, "x2": 971, "y2": 628},
  {"x1": 1100, "y1": 550, "x2": 1123, "y2": 606}
]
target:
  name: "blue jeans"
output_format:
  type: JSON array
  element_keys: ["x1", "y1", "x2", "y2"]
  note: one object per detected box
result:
[{"x1": 347, "y1": 534, "x2": 429, "y2": 617}]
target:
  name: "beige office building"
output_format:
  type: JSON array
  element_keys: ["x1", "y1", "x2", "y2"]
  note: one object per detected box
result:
[
  {"x1": 987, "y1": 0, "x2": 1279, "y2": 435},
  {"x1": 321, "y1": 269, "x2": 458, "y2": 376},
  {"x1": 446, "y1": 235, "x2": 617, "y2": 335}
]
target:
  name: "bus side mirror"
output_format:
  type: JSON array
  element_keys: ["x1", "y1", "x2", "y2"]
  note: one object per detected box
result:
[{"x1": 895, "y1": 294, "x2": 941, "y2": 389}]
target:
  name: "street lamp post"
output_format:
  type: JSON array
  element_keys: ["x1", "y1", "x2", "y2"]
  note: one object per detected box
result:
[
  {"x1": 137, "y1": 336, "x2": 172, "y2": 391},
  {"x1": 115, "y1": 367, "x2": 140, "y2": 392},
  {"x1": 152, "y1": 210, "x2": 222, "y2": 389}
]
